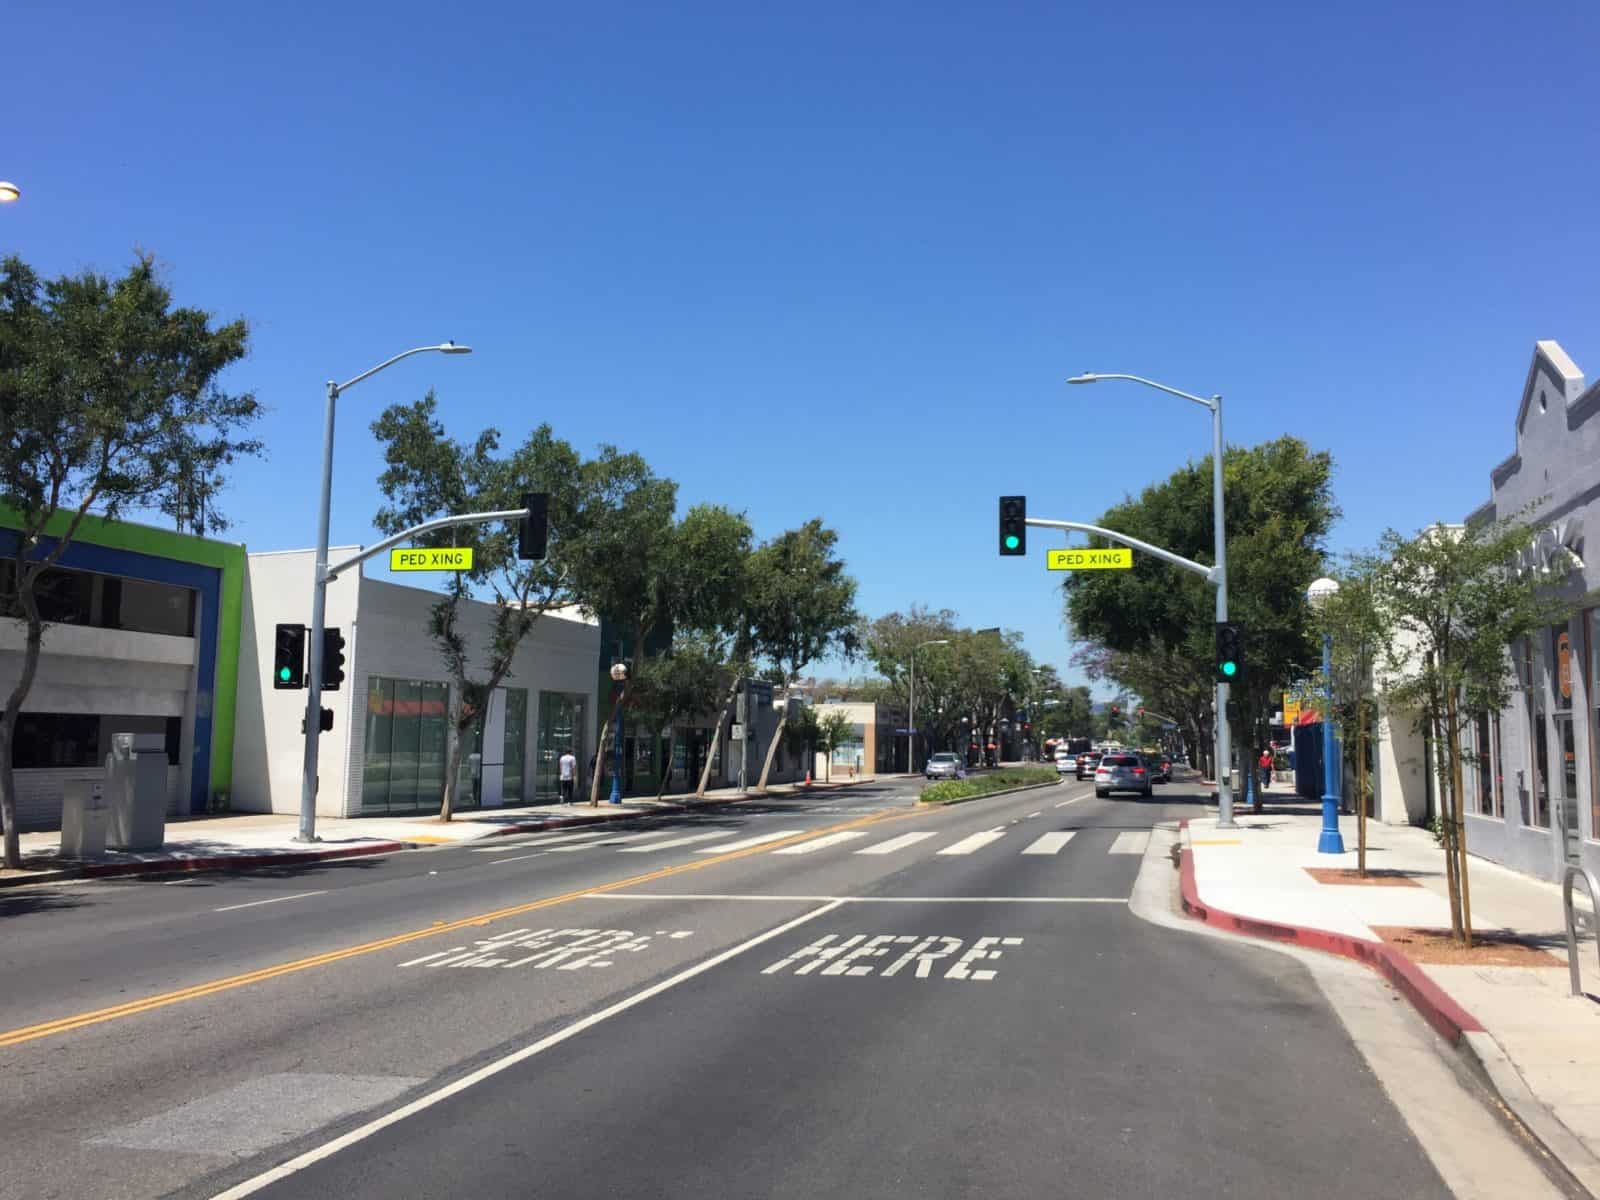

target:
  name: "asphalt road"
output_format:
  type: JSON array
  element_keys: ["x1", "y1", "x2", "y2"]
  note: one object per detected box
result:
[{"x1": 0, "y1": 773, "x2": 1458, "y2": 1199}]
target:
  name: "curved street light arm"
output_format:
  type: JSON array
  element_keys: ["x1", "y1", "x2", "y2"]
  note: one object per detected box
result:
[
  {"x1": 1068, "y1": 373, "x2": 1217, "y2": 411},
  {"x1": 1026, "y1": 517, "x2": 1219, "y2": 585},
  {"x1": 334, "y1": 344, "x2": 465, "y2": 394}
]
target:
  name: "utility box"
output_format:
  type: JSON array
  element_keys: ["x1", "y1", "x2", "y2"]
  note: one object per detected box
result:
[
  {"x1": 106, "y1": 732, "x2": 168, "y2": 851},
  {"x1": 60, "y1": 779, "x2": 108, "y2": 858}
]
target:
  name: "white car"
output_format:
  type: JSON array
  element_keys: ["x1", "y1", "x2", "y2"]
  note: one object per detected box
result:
[{"x1": 1053, "y1": 748, "x2": 1075, "y2": 775}]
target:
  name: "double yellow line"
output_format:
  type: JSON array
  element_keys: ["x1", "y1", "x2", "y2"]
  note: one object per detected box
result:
[{"x1": 0, "y1": 807, "x2": 913, "y2": 1050}]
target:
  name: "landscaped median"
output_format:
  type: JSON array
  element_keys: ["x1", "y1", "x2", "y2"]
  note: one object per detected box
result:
[{"x1": 918, "y1": 767, "x2": 1060, "y2": 806}]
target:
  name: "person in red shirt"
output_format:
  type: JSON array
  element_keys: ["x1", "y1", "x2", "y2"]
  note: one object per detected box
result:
[{"x1": 1258, "y1": 748, "x2": 1273, "y2": 791}]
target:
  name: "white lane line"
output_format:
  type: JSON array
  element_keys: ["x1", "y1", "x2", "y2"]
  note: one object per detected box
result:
[
  {"x1": 694, "y1": 830, "x2": 804, "y2": 854},
  {"x1": 1026, "y1": 811, "x2": 1042, "y2": 819},
  {"x1": 937, "y1": 830, "x2": 1006, "y2": 856},
  {"x1": 1021, "y1": 832, "x2": 1076, "y2": 856},
  {"x1": 213, "y1": 890, "x2": 326, "y2": 913},
  {"x1": 617, "y1": 831, "x2": 730, "y2": 853},
  {"x1": 772, "y1": 831, "x2": 869, "y2": 856},
  {"x1": 1055, "y1": 795, "x2": 1090, "y2": 808},
  {"x1": 212, "y1": 900, "x2": 846, "y2": 1199},
  {"x1": 855, "y1": 832, "x2": 938, "y2": 856},
  {"x1": 587, "y1": 893, "x2": 1127, "y2": 904},
  {"x1": 544, "y1": 830, "x2": 682, "y2": 852},
  {"x1": 1109, "y1": 831, "x2": 1151, "y2": 855},
  {"x1": 469, "y1": 831, "x2": 614, "y2": 853}
]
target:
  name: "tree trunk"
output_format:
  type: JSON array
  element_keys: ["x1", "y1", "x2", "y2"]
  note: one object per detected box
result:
[
  {"x1": 756, "y1": 714, "x2": 787, "y2": 793},
  {"x1": 1, "y1": 608, "x2": 47, "y2": 869},
  {"x1": 656, "y1": 728, "x2": 675, "y2": 800},
  {"x1": 589, "y1": 715, "x2": 612, "y2": 806},
  {"x1": 697, "y1": 677, "x2": 740, "y2": 798},
  {"x1": 1434, "y1": 714, "x2": 1464, "y2": 940},
  {"x1": 1445, "y1": 690, "x2": 1473, "y2": 947},
  {"x1": 1357, "y1": 700, "x2": 1368, "y2": 878}
]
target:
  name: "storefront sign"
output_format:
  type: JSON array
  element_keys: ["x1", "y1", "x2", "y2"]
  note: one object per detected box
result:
[
  {"x1": 1559, "y1": 631, "x2": 1573, "y2": 701},
  {"x1": 1282, "y1": 695, "x2": 1302, "y2": 726},
  {"x1": 1047, "y1": 548, "x2": 1132, "y2": 571},
  {"x1": 389, "y1": 547, "x2": 474, "y2": 572}
]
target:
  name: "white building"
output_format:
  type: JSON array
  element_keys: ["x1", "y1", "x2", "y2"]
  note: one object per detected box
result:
[{"x1": 232, "y1": 549, "x2": 600, "y2": 817}]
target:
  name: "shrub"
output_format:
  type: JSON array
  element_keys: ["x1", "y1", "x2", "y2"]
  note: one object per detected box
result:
[{"x1": 920, "y1": 766, "x2": 1058, "y2": 805}]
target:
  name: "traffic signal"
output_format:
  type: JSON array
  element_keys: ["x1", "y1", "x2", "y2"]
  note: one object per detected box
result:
[
  {"x1": 1110, "y1": 705, "x2": 1120, "y2": 722},
  {"x1": 302, "y1": 707, "x2": 334, "y2": 734},
  {"x1": 1215, "y1": 622, "x2": 1244, "y2": 682},
  {"x1": 999, "y1": 495, "x2": 1026, "y2": 556},
  {"x1": 273, "y1": 623, "x2": 305, "y2": 689},
  {"x1": 518, "y1": 492, "x2": 549, "y2": 561},
  {"x1": 321, "y1": 627, "x2": 346, "y2": 691},
  {"x1": 1138, "y1": 706, "x2": 1146, "y2": 718}
]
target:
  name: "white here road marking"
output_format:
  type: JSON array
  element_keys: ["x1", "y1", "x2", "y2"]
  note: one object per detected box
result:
[
  {"x1": 772, "y1": 831, "x2": 869, "y2": 855},
  {"x1": 1109, "y1": 832, "x2": 1151, "y2": 855},
  {"x1": 695, "y1": 830, "x2": 804, "y2": 854},
  {"x1": 854, "y1": 832, "x2": 937, "y2": 856},
  {"x1": 1021, "y1": 832, "x2": 1075, "y2": 855},
  {"x1": 937, "y1": 830, "x2": 1006, "y2": 856},
  {"x1": 210, "y1": 900, "x2": 845, "y2": 1199},
  {"x1": 214, "y1": 891, "x2": 326, "y2": 913},
  {"x1": 617, "y1": 832, "x2": 729, "y2": 853}
]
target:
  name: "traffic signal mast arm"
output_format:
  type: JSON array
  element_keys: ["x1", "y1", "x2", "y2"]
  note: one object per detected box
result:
[
  {"x1": 323, "y1": 507, "x2": 533, "y2": 583},
  {"x1": 1024, "y1": 517, "x2": 1219, "y2": 584}
]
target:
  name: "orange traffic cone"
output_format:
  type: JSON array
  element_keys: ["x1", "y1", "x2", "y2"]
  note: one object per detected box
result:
[{"x1": 804, "y1": 770, "x2": 812, "y2": 787}]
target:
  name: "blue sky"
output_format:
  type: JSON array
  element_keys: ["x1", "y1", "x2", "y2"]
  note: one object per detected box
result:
[{"x1": 5, "y1": 1, "x2": 1599, "y2": 691}]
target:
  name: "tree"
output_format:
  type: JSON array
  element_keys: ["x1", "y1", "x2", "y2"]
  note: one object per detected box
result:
[
  {"x1": 815, "y1": 709, "x2": 855, "y2": 783},
  {"x1": 0, "y1": 255, "x2": 261, "y2": 866},
  {"x1": 862, "y1": 606, "x2": 962, "y2": 764},
  {"x1": 748, "y1": 519, "x2": 860, "y2": 791},
  {"x1": 1064, "y1": 437, "x2": 1338, "y2": 793},
  {"x1": 1075, "y1": 644, "x2": 1215, "y2": 776},
  {"x1": 370, "y1": 398, "x2": 584, "y2": 820},
  {"x1": 783, "y1": 702, "x2": 821, "y2": 782},
  {"x1": 630, "y1": 632, "x2": 728, "y2": 798},
  {"x1": 1376, "y1": 517, "x2": 1557, "y2": 946}
]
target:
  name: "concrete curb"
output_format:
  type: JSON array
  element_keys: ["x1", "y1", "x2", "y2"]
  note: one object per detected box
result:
[
  {"x1": 915, "y1": 777, "x2": 1063, "y2": 807},
  {"x1": 0, "y1": 780, "x2": 871, "y2": 889},
  {"x1": 1176, "y1": 821, "x2": 1600, "y2": 1199}
]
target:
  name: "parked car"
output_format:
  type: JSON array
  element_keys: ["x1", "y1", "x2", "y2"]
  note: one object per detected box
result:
[
  {"x1": 925, "y1": 752, "x2": 966, "y2": 781},
  {"x1": 1095, "y1": 753, "x2": 1153, "y2": 798},
  {"x1": 1075, "y1": 751, "x2": 1103, "y2": 780}
]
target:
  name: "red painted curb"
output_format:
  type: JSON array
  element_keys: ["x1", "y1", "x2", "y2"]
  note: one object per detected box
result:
[{"x1": 1177, "y1": 842, "x2": 1483, "y2": 1045}]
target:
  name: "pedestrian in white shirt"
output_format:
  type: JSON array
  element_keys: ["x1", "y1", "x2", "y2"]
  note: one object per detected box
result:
[{"x1": 559, "y1": 748, "x2": 577, "y2": 804}]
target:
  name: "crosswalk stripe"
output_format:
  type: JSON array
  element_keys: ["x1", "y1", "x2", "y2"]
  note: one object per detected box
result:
[
  {"x1": 1021, "y1": 832, "x2": 1076, "y2": 855},
  {"x1": 469, "y1": 831, "x2": 613, "y2": 853},
  {"x1": 545, "y1": 829, "x2": 683, "y2": 852},
  {"x1": 1109, "y1": 832, "x2": 1150, "y2": 855},
  {"x1": 617, "y1": 832, "x2": 730, "y2": 853},
  {"x1": 695, "y1": 830, "x2": 805, "y2": 854},
  {"x1": 855, "y1": 832, "x2": 938, "y2": 856},
  {"x1": 937, "y1": 830, "x2": 1006, "y2": 856},
  {"x1": 772, "y1": 831, "x2": 869, "y2": 856}
]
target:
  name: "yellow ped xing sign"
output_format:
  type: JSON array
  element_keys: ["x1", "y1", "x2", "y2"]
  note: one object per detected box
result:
[
  {"x1": 390, "y1": 547, "x2": 475, "y2": 572},
  {"x1": 1047, "y1": 547, "x2": 1133, "y2": 571}
]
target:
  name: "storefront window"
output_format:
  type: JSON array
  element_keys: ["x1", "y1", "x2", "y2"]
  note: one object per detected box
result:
[
  {"x1": 502, "y1": 689, "x2": 528, "y2": 803},
  {"x1": 1469, "y1": 710, "x2": 1500, "y2": 818},
  {"x1": 361, "y1": 676, "x2": 450, "y2": 814},
  {"x1": 534, "y1": 692, "x2": 586, "y2": 802}
]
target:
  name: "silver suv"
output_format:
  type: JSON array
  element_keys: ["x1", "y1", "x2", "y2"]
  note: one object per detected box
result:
[
  {"x1": 925, "y1": 752, "x2": 965, "y2": 781},
  {"x1": 1094, "y1": 753, "x2": 1152, "y2": 799}
]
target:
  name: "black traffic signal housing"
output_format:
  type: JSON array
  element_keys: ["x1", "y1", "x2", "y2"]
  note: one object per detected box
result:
[
  {"x1": 302, "y1": 707, "x2": 334, "y2": 735},
  {"x1": 322, "y1": 627, "x2": 346, "y2": 692},
  {"x1": 999, "y1": 495, "x2": 1026, "y2": 556},
  {"x1": 518, "y1": 492, "x2": 549, "y2": 561},
  {"x1": 1110, "y1": 705, "x2": 1121, "y2": 723},
  {"x1": 273, "y1": 623, "x2": 305, "y2": 689},
  {"x1": 1215, "y1": 622, "x2": 1244, "y2": 683}
]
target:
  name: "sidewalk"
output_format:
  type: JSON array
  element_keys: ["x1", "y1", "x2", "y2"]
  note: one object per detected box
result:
[
  {"x1": 1182, "y1": 784, "x2": 1600, "y2": 1194},
  {"x1": 0, "y1": 777, "x2": 873, "y2": 888}
]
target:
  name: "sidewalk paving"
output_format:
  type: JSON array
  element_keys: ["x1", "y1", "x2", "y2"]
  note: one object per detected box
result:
[
  {"x1": 0, "y1": 775, "x2": 894, "y2": 887},
  {"x1": 1184, "y1": 782, "x2": 1600, "y2": 1194}
]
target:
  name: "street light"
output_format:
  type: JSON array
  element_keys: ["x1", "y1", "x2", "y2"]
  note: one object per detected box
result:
[
  {"x1": 1307, "y1": 577, "x2": 1346, "y2": 853},
  {"x1": 0, "y1": 182, "x2": 19, "y2": 204},
  {"x1": 1068, "y1": 371, "x2": 1233, "y2": 827},
  {"x1": 295, "y1": 342, "x2": 473, "y2": 843},
  {"x1": 909, "y1": 639, "x2": 950, "y2": 773},
  {"x1": 608, "y1": 662, "x2": 628, "y2": 804}
]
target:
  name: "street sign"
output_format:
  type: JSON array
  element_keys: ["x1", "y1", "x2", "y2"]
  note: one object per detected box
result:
[
  {"x1": 1282, "y1": 695, "x2": 1302, "y2": 726},
  {"x1": 1046, "y1": 548, "x2": 1132, "y2": 571},
  {"x1": 389, "y1": 547, "x2": 475, "y2": 572},
  {"x1": 730, "y1": 723, "x2": 745, "y2": 741}
]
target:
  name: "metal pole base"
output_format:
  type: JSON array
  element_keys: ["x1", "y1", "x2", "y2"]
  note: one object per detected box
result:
[
  {"x1": 291, "y1": 834, "x2": 323, "y2": 845},
  {"x1": 1318, "y1": 797, "x2": 1346, "y2": 854}
]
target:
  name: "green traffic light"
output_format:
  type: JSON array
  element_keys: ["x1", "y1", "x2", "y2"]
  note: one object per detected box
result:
[
  {"x1": 1004, "y1": 534, "x2": 1019, "y2": 550},
  {"x1": 1221, "y1": 661, "x2": 1237, "y2": 677},
  {"x1": 278, "y1": 666, "x2": 291, "y2": 682}
]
